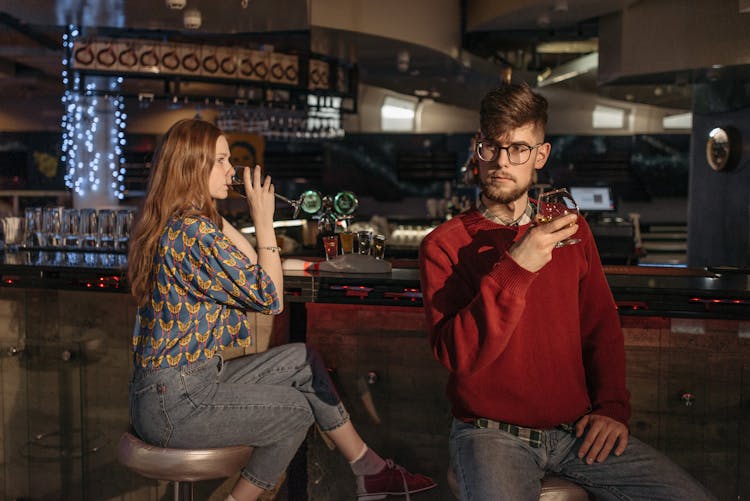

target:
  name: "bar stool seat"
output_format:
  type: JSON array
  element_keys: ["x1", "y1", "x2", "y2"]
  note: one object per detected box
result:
[
  {"x1": 447, "y1": 467, "x2": 591, "y2": 500},
  {"x1": 117, "y1": 431, "x2": 253, "y2": 501}
]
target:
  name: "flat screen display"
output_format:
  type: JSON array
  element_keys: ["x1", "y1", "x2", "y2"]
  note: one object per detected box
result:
[{"x1": 569, "y1": 186, "x2": 615, "y2": 212}]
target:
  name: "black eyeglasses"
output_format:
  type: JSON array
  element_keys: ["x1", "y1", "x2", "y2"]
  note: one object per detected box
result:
[{"x1": 475, "y1": 140, "x2": 543, "y2": 165}]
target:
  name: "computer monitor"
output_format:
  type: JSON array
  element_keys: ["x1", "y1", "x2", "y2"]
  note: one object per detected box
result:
[{"x1": 569, "y1": 186, "x2": 616, "y2": 212}]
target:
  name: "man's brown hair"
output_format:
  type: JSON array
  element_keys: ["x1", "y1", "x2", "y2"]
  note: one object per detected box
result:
[{"x1": 479, "y1": 83, "x2": 548, "y2": 140}]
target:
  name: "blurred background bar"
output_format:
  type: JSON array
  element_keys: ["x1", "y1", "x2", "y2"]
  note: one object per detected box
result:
[{"x1": 0, "y1": 0, "x2": 749, "y2": 499}]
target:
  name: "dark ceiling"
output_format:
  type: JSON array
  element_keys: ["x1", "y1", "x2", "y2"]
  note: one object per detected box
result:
[{"x1": 0, "y1": 0, "x2": 695, "y2": 113}]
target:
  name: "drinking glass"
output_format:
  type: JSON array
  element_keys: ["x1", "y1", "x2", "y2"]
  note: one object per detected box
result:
[
  {"x1": 231, "y1": 166, "x2": 322, "y2": 218},
  {"x1": 115, "y1": 209, "x2": 134, "y2": 250},
  {"x1": 42, "y1": 207, "x2": 64, "y2": 248},
  {"x1": 322, "y1": 235, "x2": 339, "y2": 260},
  {"x1": 24, "y1": 207, "x2": 42, "y2": 247},
  {"x1": 536, "y1": 188, "x2": 581, "y2": 247},
  {"x1": 80, "y1": 208, "x2": 98, "y2": 248},
  {"x1": 97, "y1": 209, "x2": 116, "y2": 249},
  {"x1": 1, "y1": 216, "x2": 23, "y2": 249},
  {"x1": 62, "y1": 208, "x2": 80, "y2": 247},
  {"x1": 339, "y1": 231, "x2": 354, "y2": 254},
  {"x1": 372, "y1": 234, "x2": 386, "y2": 259},
  {"x1": 357, "y1": 230, "x2": 372, "y2": 255}
]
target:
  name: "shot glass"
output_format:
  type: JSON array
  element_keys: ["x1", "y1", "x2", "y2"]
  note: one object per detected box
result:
[
  {"x1": 372, "y1": 234, "x2": 386, "y2": 259},
  {"x1": 357, "y1": 230, "x2": 372, "y2": 255},
  {"x1": 322, "y1": 235, "x2": 339, "y2": 261},
  {"x1": 339, "y1": 231, "x2": 354, "y2": 254}
]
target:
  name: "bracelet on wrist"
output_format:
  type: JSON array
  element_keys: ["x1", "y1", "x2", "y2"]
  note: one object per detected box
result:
[{"x1": 258, "y1": 245, "x2": 282, "y2": 253}]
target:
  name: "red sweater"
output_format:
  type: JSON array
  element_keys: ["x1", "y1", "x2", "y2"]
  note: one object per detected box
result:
[{"x1": 419, "y1": 208, "x2": 630, "y2": 428}]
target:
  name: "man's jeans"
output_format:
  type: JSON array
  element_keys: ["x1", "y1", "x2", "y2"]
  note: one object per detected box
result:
[
  {"x1": 449, "y1": 418, "x2": 717, "y2": 501},
  {"x1": 129, "y1": 343, "x2": 349, "y2": 490}
]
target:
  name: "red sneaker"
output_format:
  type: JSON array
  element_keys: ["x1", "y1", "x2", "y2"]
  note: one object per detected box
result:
[{"x1": 356, "y1": 459, "x2": 437, "y2": 500}]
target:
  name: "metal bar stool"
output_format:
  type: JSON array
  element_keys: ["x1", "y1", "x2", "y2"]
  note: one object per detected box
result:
[
  {"x1": 447, "y1": 467, "x2": 591, "y2": 501},
  {"x1": 116, "y1": 431, "x2": 254, "y2": 501}
]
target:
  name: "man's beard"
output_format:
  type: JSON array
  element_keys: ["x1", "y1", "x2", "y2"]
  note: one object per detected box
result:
[{"x1": 480, "y1": 176, "x2": 533, "y2": 205}]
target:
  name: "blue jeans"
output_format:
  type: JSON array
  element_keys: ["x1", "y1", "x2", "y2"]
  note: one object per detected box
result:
[
  {"x1": 449, "y1": 418, "x2": 716, "y2": 501},
  {"x1": 129, "y1": 343, "x2": 349, "y2": 490}
]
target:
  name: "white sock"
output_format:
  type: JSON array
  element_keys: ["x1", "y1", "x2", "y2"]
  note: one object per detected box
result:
[
  {"x1": 350, "y1": 444, "x2": 387, "y2": 476},
  {"x1": 350, "y1": 444, "x2": 369, "y2": 463}
]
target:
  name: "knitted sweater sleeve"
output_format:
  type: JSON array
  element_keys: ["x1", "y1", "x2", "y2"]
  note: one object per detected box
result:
[
  {"x1": 419, "y1": 234, "x2": 537, "y2": 376},
  {"x1": 578, "y1": 224, "x2": 631, "y2": 425}
]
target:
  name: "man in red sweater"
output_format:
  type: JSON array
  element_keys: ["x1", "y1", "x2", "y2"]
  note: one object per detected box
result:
[{"x1": 419, "y1": 83, "x2": 714, "y2": 500}]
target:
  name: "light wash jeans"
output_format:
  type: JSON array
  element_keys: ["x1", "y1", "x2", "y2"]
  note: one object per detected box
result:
[
  {"x1": 449, "y1": 418, "x2": 716, "y2": 501},
  {"x1": 129, "y1": 343, "x2": 349, "y2": 490}
]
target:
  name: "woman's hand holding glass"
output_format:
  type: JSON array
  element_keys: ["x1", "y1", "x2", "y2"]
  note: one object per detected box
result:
[{"x1": 241, "y1": 165, "x2": 275, "y2": 229}]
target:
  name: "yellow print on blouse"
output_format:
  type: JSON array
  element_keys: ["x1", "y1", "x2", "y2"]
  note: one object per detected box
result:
[
  {"x1": 132, "y1": 215, "x2": 278, "y2": 369},
  {"x1": 167, "y1": 301, "x2": 182, "y2": 315},
  {"x1": 167, "y1": 352, "x2": 184, "y2": 365}
]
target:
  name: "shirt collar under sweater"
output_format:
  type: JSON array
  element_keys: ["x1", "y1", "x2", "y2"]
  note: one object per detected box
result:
[{"x1": 476, "y1": 198, "x2": 536, "y2": 227}]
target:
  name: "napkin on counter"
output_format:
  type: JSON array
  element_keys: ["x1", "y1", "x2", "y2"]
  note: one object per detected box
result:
[{"x1": 282, "y1": 254, "x2": 391, "y2": 274}]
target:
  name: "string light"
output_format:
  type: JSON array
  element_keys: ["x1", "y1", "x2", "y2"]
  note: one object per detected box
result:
[{"x1": 61, "y1": 26, "x2": 127, "y2": 200}]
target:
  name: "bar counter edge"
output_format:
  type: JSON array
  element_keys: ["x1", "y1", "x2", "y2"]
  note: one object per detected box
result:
[{"x1": 2, "y1": 251, "x2": 749, "y2": 319}]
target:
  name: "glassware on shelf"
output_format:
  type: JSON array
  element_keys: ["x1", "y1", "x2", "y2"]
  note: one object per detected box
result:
[
  {"x1": 1, "y1": 216, "x2": 23, "y2": 249},
  {"x1": 80, "y1": 208, "x2": 99, "y2": 249},
  {"x1": 42, "y1": 207, "x2": 64, "y2": 248},
  {"x1": 62, "y1": 208, "x2": 81, "y2": 247},
  {"x1": 372, "y1": 234, "x2": 386, "y2": 259},
  {"x1": 357, "y1": 230, "x2": 372, "y2": 255},
  {"x1": 322, "y1": 235, "x2": 339, "y2": 260},
  {"x1": 23, "y1": 207, "x2": 42, "y2": 247},
  {"x1": 339, "y1": 231, "x2": 354, "y2": 254},
  {"x1": 115, "y1": 209, "x2": 134, "y2": 250},
  {"x1": 97, "y1": 209, "x2": 116, "y2": 249}
]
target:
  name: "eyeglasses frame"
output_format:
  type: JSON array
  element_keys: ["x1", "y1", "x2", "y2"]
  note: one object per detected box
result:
[{"x1": 475, "y1": 139, "x2": 545, "y2": 165}]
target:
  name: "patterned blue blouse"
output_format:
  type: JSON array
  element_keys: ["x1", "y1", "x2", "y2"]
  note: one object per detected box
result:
[{"x1": 132, "y1": 214, "x2": 281, "y2": 369}]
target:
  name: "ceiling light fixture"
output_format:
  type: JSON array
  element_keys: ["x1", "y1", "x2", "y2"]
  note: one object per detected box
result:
[
  {"x1": 553, "y1": 0, "x2": 569, "y2": 13},
  {"x1": 184, "y1": 8, "x2": 202, "y2": 29},
  {"x1": 536, "y1": 52, "x2": 598, "y2": 87},
  {"x1": 396, "y1": 50, "x2": 410, "y2": 73},
  {"x1": 166, "y1": 0, "x2": 186, "y2": 9}
]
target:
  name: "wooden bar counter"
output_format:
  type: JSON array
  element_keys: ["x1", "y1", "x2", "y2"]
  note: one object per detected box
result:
[{"x1": 0, "y1": 250, "x2": 748, "y2": 500}]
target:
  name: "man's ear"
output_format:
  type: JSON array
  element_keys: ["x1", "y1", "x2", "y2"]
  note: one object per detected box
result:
[
  {"x1": 534, "y1": 142, "x2": 551, "y2": 170},
  {"x1": 463, "y1": 154, "x2": 480, "y2": 185}
]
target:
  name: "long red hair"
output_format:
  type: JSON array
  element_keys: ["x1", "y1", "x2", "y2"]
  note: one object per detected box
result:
[{"x1": 128, "y1": 119, "x2": 224, "y2": 305}]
